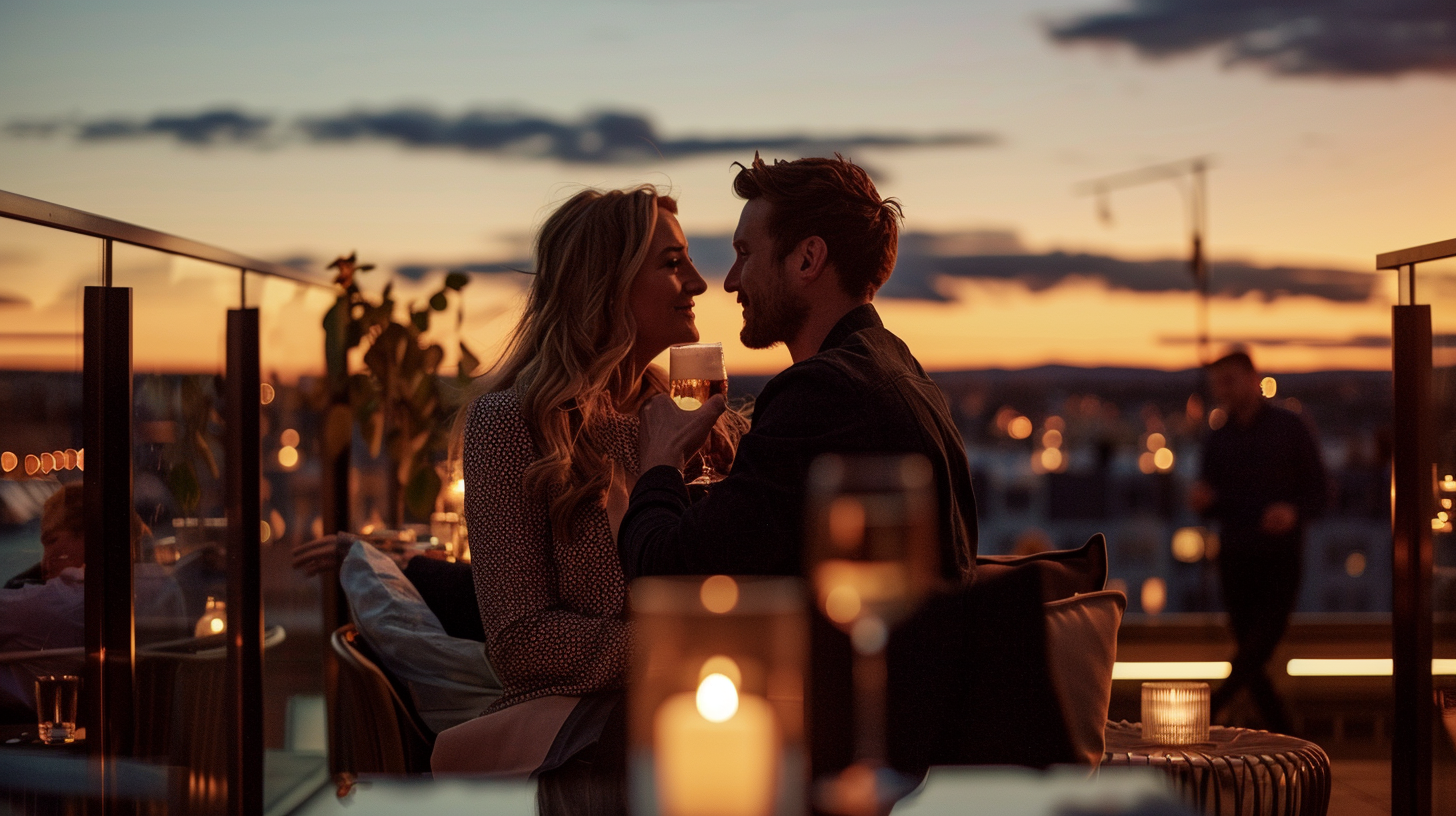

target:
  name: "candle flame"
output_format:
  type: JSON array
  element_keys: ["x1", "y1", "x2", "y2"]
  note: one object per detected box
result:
[{"x1": 695, "y1": 673, "x2": 738, "y2": 723}]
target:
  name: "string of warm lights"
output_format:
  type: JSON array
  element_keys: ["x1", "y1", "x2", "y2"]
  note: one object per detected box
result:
[{"x1": 0, "y1": 448, "x2": 83, "y2": 476}]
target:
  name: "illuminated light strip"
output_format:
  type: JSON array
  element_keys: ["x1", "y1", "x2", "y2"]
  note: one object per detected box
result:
[
  {"x1": 1286, "y1": 659, "x2": 1456, "y2": 677},
  {"x1": 1112, "y1": 662, "x2": 1231, "y2": 680}
]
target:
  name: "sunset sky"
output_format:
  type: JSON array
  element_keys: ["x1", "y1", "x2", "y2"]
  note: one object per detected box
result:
[{"x1": 3, "y1": 0, "x2": 1455, "y2": 376}]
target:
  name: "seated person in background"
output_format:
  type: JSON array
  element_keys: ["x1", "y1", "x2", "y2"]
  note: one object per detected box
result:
[{"x1": 0, "y1": 483, "x2": 186, "y2": 715}]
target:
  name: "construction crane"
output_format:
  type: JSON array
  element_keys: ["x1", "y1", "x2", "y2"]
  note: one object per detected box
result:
[{"x1": 1075, "y1": 156, "x2": 1213, "y2": 366}]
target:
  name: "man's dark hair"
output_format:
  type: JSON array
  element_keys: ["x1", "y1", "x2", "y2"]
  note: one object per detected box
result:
[
  {"x1": 1207, "y1": 350, "x2": 1256, "y2": 373},
  {"x1": 732, "y1": 153, "x2": 903, "y2": 300}
]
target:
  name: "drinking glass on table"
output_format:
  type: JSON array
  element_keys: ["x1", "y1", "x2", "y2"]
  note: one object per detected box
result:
[
  {"x1": 668, "y1": 342, "x2": 728, "y2": 483},
  {"x1": 805, "y1": 453, "x2": 942, "y2": 816},
  {"x1": 35, "y1": 675, "x2": 80, "y2": 744}
]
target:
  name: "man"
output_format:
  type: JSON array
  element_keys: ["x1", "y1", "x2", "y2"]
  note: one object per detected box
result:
[
  {"x1": 1191, "y1": 350, "x2": 1326, "y2": 733},
  {"x1": 619, "y1": 154, "x2": 978, "y2": 585}
]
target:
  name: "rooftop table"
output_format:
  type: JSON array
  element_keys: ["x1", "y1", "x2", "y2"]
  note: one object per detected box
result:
[{"x1": 1102, "y1": 721, "x2": 1330, "y2": 816}]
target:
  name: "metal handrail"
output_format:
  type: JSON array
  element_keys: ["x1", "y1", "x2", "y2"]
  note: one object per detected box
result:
[
  {"x1": 1377, "y1": 237, "x2": 1456, "y2": 270},
  {"x1": 0, "y1": 188, "x2": 333, "y2": 288}
]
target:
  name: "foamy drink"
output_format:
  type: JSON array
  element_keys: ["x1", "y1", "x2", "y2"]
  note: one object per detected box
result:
[{"x1": 669, "y1": 343, "x2": 727, "y2": 411}]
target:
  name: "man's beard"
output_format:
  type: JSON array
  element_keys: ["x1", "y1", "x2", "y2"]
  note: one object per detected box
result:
[{"x1": 739, "y1": 268, "x2": 810, "y2": 350}]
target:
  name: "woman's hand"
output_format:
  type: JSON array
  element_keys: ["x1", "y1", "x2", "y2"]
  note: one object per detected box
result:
[{"x1": 638, "y1": 393, "x2": 727, "y2": 473}]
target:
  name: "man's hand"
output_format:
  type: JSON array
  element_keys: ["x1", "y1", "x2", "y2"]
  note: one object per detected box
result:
[
  {"x1": 1260, "y1": 502, "x2": 1299, "y2": 535},
  {"x1": 638, "y1": 393, "x2": 727, "y2": 473},
  {"x1": 1188, "y1": 480, "x2": 1215, "y2": 513}
]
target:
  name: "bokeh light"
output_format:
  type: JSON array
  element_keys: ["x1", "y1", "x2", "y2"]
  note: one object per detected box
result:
[
  {"x1": 0, "y1": 452, "x2": 15, "y2": 472},
  {"x1": 1154, "y1": 447, "x2": 1175, "y2": 471},
  {"x1": 1260, "y1": 377, "x2": 1277, "y2": 398},
  {"x1": 280, "y1": 428, "x2": 300, "y2": 447},
  {"x1": 1141, "y1": 577, "x2": 1167, "y2": 615},
  {"x1": 1008, "y1": 415, "x2": 1033, "y2": 440},
  {"x1": 1171, "y1": 528, "x2": 1205, "y2": 563},
  {"x1": 1345, "y1": 552, "x2": 1366, "y2": 577},
  {"x1": 699, "y1": 575, "x2": 739, "y2": 614},
  {"x1": 277, "y1": 445, "x2": 299, "y2": 468}
]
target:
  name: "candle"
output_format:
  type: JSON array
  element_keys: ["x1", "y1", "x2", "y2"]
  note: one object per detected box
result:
[
  {"x1": 654, "y1": 667, "x2": 779, "y2": 816},
  {"x1": 1141, "y1": 682, "x2": 1210, "y2": 745},
  {"x1": 195, "y1": 597, "x2": 226, "y2": 637}
]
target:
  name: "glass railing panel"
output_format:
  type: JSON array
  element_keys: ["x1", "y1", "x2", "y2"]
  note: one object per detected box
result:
[
  {"x1": 112, "y1": 243, "x2": 235, "y2": 811},
  {"x1": 247, "y1": 271, "x2": 334, "y2": 805},
  {"x1": 0, "y1": 216, "x2": 96, "y2": 743}
]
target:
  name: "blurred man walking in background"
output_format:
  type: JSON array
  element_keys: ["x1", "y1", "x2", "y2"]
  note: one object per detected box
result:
[{"x1": 1191, "y1": 350, "x2": 1327, "y2": 734}]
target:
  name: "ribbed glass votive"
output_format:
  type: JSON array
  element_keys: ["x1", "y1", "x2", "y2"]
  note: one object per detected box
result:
[{"x1": 1141, "y1": 681, "x2": 1210, "y2": 745}]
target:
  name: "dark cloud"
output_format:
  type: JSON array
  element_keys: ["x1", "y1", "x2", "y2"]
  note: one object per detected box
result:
[
  {"x1": 885, "y1": 234, "x2": 1378, "y2": 302},
  {"x1": 8, "y1": 106, "x2": 994, "y2": 164},
  {"x1": 299, "y1": 108, "x2": 992, "y2": 162},
  {"x1": 69, "y1": 109, "x2": 273, "y2": 145},
  {"x1": 405, "y1": 232, "x2": 1377, "y2": 305},
  {"x1": 1048, "y1": 0, "x2": 1456, "y2": 77}
]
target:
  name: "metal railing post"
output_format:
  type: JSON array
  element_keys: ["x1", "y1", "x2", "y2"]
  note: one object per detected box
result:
[
  {"x1": 83, "y1": 263, "x2": 136, "y2": 786},
  {"x1": 225, "y1": 308, "x2": 263, "y2": 816}
]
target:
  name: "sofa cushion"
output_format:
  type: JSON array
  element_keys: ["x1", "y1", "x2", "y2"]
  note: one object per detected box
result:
[
  {"x1": 340, "y1": 542, "x2": 502, "y2": 734},
  {"x1": 1043, "y1": 589, "x2": 1126, "y2": 766}
]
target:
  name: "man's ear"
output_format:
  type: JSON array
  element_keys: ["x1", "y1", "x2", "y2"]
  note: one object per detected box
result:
[{"x1": 791, "y1": 235, "x2": 829, "y2": 283}]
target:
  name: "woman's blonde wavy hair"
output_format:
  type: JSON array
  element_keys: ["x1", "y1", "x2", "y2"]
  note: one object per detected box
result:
[{"x1": 457, "y1": 185, "x2": 745, "y2": 541}]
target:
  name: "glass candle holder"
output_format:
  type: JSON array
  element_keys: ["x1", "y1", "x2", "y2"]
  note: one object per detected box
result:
[
  {"x1": 194, "y1": 596, "x2": 226, "y2": 637},
  {"x1": 1141, "y1": 681, "x2": 1210, "y2": 745},
  {"x1": 630, "y1": 575, "x2": 807, "y2": 816}
]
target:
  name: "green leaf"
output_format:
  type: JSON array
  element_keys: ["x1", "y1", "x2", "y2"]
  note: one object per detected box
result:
[
  {"x1": 404, "y1": 465, "x2": 442, "y2": 522},
  {"x1": 444, "y1": 271, "x2": 469, "y2": 291},
  {"x1": 429, "y1": 291, "x2": 449, "y2": 312},
  {"x1": 167, "y1": 461, "x2": 202, "y2": 516}
]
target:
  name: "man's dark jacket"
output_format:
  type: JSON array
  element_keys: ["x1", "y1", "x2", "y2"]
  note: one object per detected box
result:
[{"x1": 619, "y1": 304, "x2": 978, "y2": 583}]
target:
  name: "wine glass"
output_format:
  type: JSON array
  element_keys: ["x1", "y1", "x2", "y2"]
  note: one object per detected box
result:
[
  {"x1": 805, "y1": 453, "x2": 941, "y2": 816},
  {"x1": 669, "y1": 342, "x2": 728, "y2": 483}
]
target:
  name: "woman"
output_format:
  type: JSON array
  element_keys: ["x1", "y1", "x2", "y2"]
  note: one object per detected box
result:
[{"x1": 432, "y1": 186, "x2": 742, "y2": 777}]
